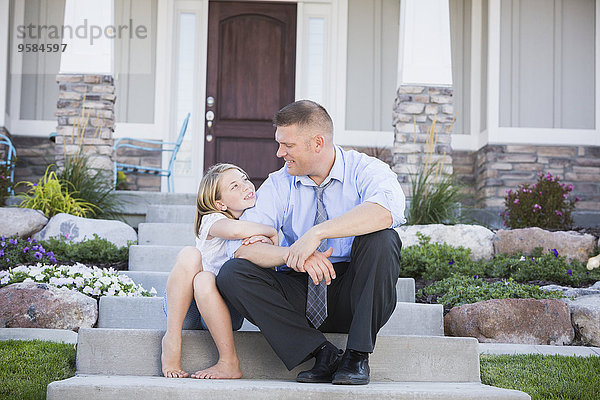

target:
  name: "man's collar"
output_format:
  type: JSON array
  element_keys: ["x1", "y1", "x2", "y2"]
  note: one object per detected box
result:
[{"x1": 294, "y1": 146, "x2": 344, "y2": 188}]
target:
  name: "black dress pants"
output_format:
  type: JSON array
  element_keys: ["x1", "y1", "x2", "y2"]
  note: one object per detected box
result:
[{"x1": 216, "y1": 229, "x2": 402, "y2": 370}]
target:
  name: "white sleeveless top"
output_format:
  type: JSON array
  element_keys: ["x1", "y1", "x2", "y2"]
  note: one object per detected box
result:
[{"x1": 195, "y1": 212, "x2": 229, "y2": 276}]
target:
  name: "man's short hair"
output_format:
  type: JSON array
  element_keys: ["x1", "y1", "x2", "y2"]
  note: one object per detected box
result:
[{"x1": 273, "y1": 100, "x2": 333, "y2": 138}]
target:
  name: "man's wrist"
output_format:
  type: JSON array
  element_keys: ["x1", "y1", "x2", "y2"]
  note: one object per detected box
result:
[{"x1": 311, "y1": 224, "x2": 327, "y2": 242}]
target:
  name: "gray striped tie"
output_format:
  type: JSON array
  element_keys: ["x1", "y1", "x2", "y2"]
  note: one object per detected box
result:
[{"x1": 305, "y1": 180, "x2": 332, "y2": 328}]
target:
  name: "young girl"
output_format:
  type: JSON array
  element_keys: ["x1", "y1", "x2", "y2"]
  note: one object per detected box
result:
[{"x1": 161, "y1": 163, "x2": 278, "y2": 379}]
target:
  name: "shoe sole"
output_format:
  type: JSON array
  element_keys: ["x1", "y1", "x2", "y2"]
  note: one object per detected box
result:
[
  {"x1": 331, "y1": 377, "x2": 370, "y2": 385},
  {"x1": 296, "y1": 377, "x2": 333, "y2": 383}
]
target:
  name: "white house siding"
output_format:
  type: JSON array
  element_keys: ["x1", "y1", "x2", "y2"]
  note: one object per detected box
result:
[
  {"x1": 499, "y1": 0, "x2": 595, "y2": 129},
  {"x1": 18, "y1": 0, "x2": 64, "y2": 121},
  {"x1": 345, "y1": 0, "x2": 399, "y2": 132}
]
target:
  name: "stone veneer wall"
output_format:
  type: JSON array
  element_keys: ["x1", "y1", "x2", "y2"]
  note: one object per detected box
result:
[
  {"x1": 461, "y1": 145, "x2": 600, "y2": 211},
  {"x1": 55, "y1": 74, "x2": 115, "y2": 181},
  {"x1": 392, "y1": 85, "x2": 454, "y2": 195},
  {"x1": 11, "y1": 136, "x2": 55, "y2": 191},
  {"x1": 114, "y1": 142, "x2": 161, "y2": 191}
]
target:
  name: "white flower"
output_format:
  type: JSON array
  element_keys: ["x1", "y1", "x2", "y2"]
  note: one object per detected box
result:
[
  {"x1": 0, "y1": 276, "x2": 9, "y2": 285},
  {"x1": 519, "y1": 256, "x2": 526, "y2": 261},
  {"x1": 91, "y1": 287, "x2": 101, "y2": 296},
  {"x1": 149, "y1": 287, "x2": 157, "y2": 295},
  {"x1": 34, "y1": 274, "x2": 45, "y2": 281},
  {"x1": 83, "y1": 286, "x2": 93, "y2": 294},
  {"x1": 74, "y1": 277, "x2": 84, "y2": 288},
  {"x1": 23, "y1": 278, "x2": 34, "y2": 283}
]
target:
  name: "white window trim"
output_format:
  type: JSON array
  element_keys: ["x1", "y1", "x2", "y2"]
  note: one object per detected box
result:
[
  {"x1": 452, "y1": 0, "x2": 600, "y2": 151},
  {"x1": 0, "y1": 0, "x2": 9, "y2": 128}
]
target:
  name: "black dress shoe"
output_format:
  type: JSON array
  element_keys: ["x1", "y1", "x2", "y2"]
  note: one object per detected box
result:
[
  {"x1": 331, "y1": 349, "x2": 370, "y2": 385},
  {"x1": 296, "y1": 341, "x2": 343, "y2": 383}
]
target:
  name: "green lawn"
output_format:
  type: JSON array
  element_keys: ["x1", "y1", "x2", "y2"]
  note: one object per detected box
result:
[
  {"x1": 0, "y1": 340, "x2": 76, "y2": 400},
  {"x1": 481, "y1": 354, "x2": 600, "y2": 400},
  {"x1": 1, "y1": 340, "x2": 599, "y2": 400}
]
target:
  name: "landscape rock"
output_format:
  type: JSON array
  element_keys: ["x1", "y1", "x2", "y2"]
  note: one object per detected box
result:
[
  {"x1": 541, "y1": 284, "x2": 600, "y2": 298},
  {"x1": 0, "y1": 208, "x2": 48, "y2": 238},
  {"x1": 566, "y1": 295, "x2": 600, "y2": 347},
  {"x1": 444, "y1": 298, "x2": 574, "y2": 345},
  {"x1": 0, "y1": 282, "x2": 97, "y2": 331},
  {"x1": 33, "y1": 213, "x2": 136, "y2": 248},
  {"x1": 395, "y1": 224, "x2": 495, "y2": 260},
  {"x1": 493, "y1": 228, "x2": 595, "y2": 263}
]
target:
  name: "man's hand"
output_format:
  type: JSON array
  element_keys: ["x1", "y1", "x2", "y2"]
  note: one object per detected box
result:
[
  {"x1": 301, "y1": 248, "x2": 335, "y2": 285},
  {"x1": 285, "y1": 228, "x2": 322, "y2": 271}
]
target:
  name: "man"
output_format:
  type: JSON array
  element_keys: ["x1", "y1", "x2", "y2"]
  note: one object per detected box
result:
[{"x1": 217, "y1": 100, "x2": 405, "y2": 385}]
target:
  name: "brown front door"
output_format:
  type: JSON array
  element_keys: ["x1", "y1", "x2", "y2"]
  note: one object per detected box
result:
[{"x1": 204, "y1": 1, "x2": 297, "y2": 187}]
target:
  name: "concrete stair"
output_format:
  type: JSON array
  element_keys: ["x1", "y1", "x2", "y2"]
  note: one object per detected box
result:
[
  {"x1": 97, "y1": 296, "x2": 442, "y2": 336},
  {"x1": 47, "y1": 193, "x2": 531, "y2": 399},
  {"x1": 47, "y1": 329, "x2": 529, "y2": 399}
]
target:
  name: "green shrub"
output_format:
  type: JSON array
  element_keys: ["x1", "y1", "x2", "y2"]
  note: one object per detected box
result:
[
  {"x1": 0, "y1": 234, "x2": 131, "y2": 271},
  {"x1": 417, "y1": 275, "x2": 565, "y2": 309},
  {"x1": 400, "y1": 233, "x2": 482, "y2": 280},
  {"x1": 17, "y1": 166, "x2": 98, "y2": 218},
  {"x1": 56, "y1": 152, "x2": 122, "y2": 219},
  {"x1": 0, "y1": 236, "x2": 58, "y2": 270},
  {"x1": 485, "y1": 248, "x2": 600, "y2": 287},
  {"x1": 407, "y1": 160, "x2": 465, "y2": 225},
  {"x1": 501, "y1": 172, "x2": 578, "y2": 229},
  {"x1": 41, "y1": 234, "x2": 131, "y2": 266}
]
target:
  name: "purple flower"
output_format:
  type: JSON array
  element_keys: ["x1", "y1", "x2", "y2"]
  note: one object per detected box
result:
[
  {"x1": 26, "y1": 237, "x2": 32, "y2": 242},
  {"x1": 555, "y1": 211, "x2": 563, "y2": 216},
  {"x1": 514, "y1": 199, "x2": 519, "y2": 204},
  {"x1": 552, "y1": 249, "x2": 559, "y2": 258},
  {"x1": 9, "y1": 239, "x2": 17, "y2": 245},
  {"x1": 473, "y1": 275, "x2": 479, "y2": 279},
  {"x1": 448, "y1": 259, "x2": 455, "y2": 266},
  {"x1": 576, "y1": 196, "x2": 581, "y2": 202},
  {"x1": 533, "y1": 204, "x2": 542, "y2": 212},
  {"x1": 567, "y1": 269, "x2": 572, "y2": 276},
  {"x1": 0, "y1": 241, "x2": 4, "y2": 247},
  {"x1": 563, "y1": 193, "x2": 568, "y2": 199},
  {"x1": 0, "y1": 250, "x2": 3, "y2": 257},
  {"x1": 50, "y1": 256, "x2": 57, "y2": 263},
  {"x1": 567, "y1": 184, "x2": 574, "y2": 191},
  {"x1": 23, "y1": 247, "x2": 29, "y2": 253},
  {"x1": 5, "y1": 258, "x2": 9, "y2": 263},
  {"x1": 38, "y1": 246, "x2": 45, "y2": 253},
  {"x1": 34, "y1": 252, "x2": 43, "y2": 260},
  {"x1": 65, "y1": 234, "x2": 69, "y2": 239},
  {"x1": 46, "y1": 251, "x2": 54, "y2": 257}
]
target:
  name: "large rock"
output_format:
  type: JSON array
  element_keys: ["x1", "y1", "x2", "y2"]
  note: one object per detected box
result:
[
  {"x1": 33, "y1": 213, "x2": 136, "y2": 248},
  {"x1": 493, "y1": 228, "x2": 595, "y2": 262},
  {"x1": 0, "y1": 207, "x2": 48, "y2": 238},
  {"x1": 444, "y1": 298, "x2": 574, "y2": 345},
  {"x1": 567, "y1": 295, "x2": 600, "y2": 347},
  {"x1": 395, "y1": 224, "x2": 494, "y2": 260},
  {"x1": 541, "y1": 284, "x2": 600, "y2": 298},
  {"x1": 0, "y1": 282, "x2": 97, "y2": 331}
]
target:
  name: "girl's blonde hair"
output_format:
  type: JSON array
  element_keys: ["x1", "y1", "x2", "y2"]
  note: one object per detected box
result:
[{"x1": 194, "y1": 163, "x2": 249, "y2": 237}]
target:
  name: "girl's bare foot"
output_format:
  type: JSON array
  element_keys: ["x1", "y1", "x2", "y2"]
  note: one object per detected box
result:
[
  {"x1": 161, "y1": 332, "x2": 189, "y2": 378},
  {"x1": 191, "y1": 359, "x2": 242, "y2": 379}
]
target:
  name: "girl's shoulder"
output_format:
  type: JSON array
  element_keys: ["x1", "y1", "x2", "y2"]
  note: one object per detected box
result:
[{"x1": 200, "y1": 212, "x2": 227, "y2": 226}]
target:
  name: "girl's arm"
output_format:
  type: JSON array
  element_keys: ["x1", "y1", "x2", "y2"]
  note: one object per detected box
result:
[{"x1": 208, "y1": 218, "x2": 277, "y2": 241}]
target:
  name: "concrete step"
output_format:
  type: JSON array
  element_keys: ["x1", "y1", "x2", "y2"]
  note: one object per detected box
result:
[
  {"x1": 128, "y1": 245, "x2": 183, "y2": 272},
  {"x1": 118, "y1": 270, "x2": 416, "y2": 304},
  {"x1": 113, "y1": 192, "x2": 196, "y2": 228},
  {"x1": 146, "y1": 205, "x2": 197, "y2": 223},
  {"x1": 72, "y1": 329, "x2": 477, "y2": 382},
  {"x1": 47, "y1": 376, "x2": 530, "y2": 400},
  {"x1": 138, "y1": 223, "x2": 196, "y2": 246},
  {"x1": 97, "y1": 297, "x2": 440, "y2": 335}
]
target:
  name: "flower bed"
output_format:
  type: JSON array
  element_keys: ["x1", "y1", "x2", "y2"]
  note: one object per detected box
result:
[{"x1": 0, "y1": 263, "x2": 156, "y2": 299}]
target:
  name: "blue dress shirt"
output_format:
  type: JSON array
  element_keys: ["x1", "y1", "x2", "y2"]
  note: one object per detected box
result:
[{"x1": 227, "y1": 146, "x2": 406, "y2": 266}]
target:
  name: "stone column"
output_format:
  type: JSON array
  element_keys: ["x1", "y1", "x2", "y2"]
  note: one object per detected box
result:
[
  {"x1": 392, "y1": 85, "x2": 454, "y2": 195},
  {"x1": 55, "y1": 74, "x2": 115, "y2": 179},
  {"x1": 55, "y1": 0, "x2": 115, "y2": 181}
]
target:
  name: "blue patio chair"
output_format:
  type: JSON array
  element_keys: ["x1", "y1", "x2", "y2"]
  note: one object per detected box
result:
[
  {"x1": 113, "y1": 113, "x2": 190, "y2": 192},
  {"x1": 0, "y1": 135, "x2": 16, "y2": 195}
]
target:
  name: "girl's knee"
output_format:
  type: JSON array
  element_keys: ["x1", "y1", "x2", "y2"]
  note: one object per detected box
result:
[
  {"x1": 173, "y1": 247, "x2": 203, "y2": 274},
  {"x1": 193, "y1": 271, "x2": 217, "y2": 298}
]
